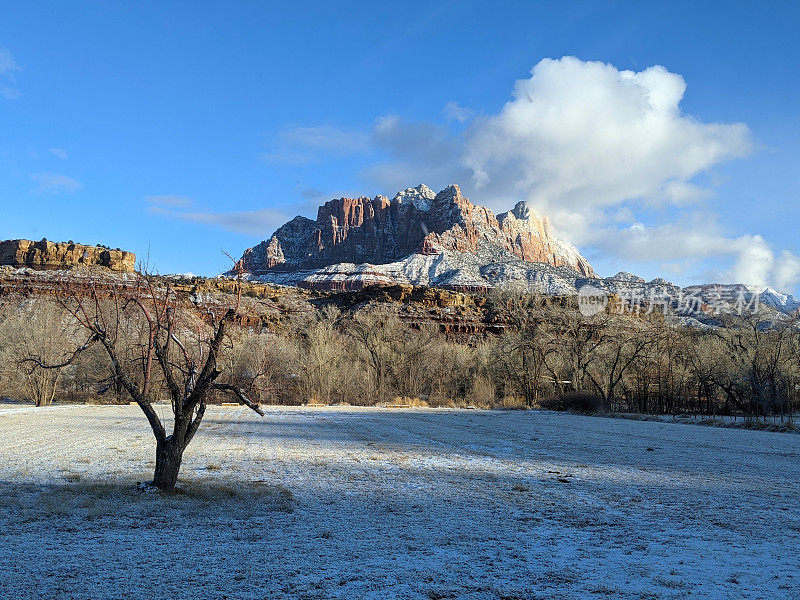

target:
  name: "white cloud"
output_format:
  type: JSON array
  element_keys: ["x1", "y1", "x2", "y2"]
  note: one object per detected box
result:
[
  {"x1": 461, "y1": 57, "x2": 752, "y2": 211},
  {"x1": 362, "y1": 115, "x2": 470, "y2": 192},
  {"x1": 177, "y1": 208, "x2": 288, "y2": 237},
  {"x1": 443, "y1": 101, "x2": 474, "y2": 123},
  {"x1": 589, "y1": 217, "x2": 727, "y2": 262},
  {"x1": 48, "y1": 148, "x2": 68, "y2": 160},
  {"x1": 261, "y1": 125, "x2": 370, "y2": 165},
  {"x1": 772, "y1": 250, "x2": 800, "y2": 292},
  {"x1": 30, "y1": 173, "x2": 82, "y2": 194},
  {"x1": 730, "y1": 235, "x2": 774, "y2": 289},
  {"x1": 661, "y1": 181, "x2": 713, "y2": 205},
  {"x1": 0, "y1": 48, "x2": 20, "y2": 99},
  {"x1": 156, "y1": 207, "x2": 288, "y2": 237},
  {"x1": 349, "y1": 58, "x2": 752, "y2": 221},
  {"x1": 146, "y1": 195, "x2": 288, "y2": 237},
  {"x1": 0, "y1": 85, "x2": 20, "y2": 100},
  {"x1": 0, "y1": 49, "x2": 17, "y2": 73},
  {"x1": 590, "y1": 220, "x2": 800, "y2": 290}
]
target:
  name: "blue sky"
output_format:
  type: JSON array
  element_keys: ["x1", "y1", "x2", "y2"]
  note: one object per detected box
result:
[{"x1": 1, "y1": 1, "x2": 798, "y2": 290}]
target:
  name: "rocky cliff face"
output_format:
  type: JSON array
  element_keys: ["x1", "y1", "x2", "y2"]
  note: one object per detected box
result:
[
  {"x1": 236, "y1": 184, "x2": 594, "y2": 281},
  {"x1": 0, "y1": 239, "x2": 136, "y2": 272}
]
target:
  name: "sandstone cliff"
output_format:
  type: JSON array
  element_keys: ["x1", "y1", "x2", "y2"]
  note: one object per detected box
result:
[
  {"x1": 236, "y1": 184, "x2": 594, "y2": 279},
  {"x1": 0, "y1": 239, "x2": 136, "y2": 272}
]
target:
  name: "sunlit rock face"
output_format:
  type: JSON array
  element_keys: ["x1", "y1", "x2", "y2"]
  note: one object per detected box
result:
[
  {"x1": 235, "y1": 184, "x2": 594, "y2": 286},
  {"x1": 0, "y1": 239, "x2": 135, "y2": 272}
]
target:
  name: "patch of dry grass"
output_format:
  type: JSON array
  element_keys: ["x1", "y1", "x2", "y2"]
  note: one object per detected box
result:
[
  {"x1": 385, "y1": 396, "x2": 429, "y2": 408},
  {"x1": 0, "y1": 477, "x2": 294, "y2": 525}
]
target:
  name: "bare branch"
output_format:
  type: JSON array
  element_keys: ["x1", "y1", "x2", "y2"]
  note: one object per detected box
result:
[
  {"x1": 212, "y1": 383, "x2": 265, "y2": 416},
  {"x1": 21, "y1": 335, "x2": 99, "y2": 370}
]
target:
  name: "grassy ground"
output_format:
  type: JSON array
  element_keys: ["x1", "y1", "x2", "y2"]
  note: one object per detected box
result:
[{"x1": 1, "y1": 405, "x2": 799, "y2": 599}]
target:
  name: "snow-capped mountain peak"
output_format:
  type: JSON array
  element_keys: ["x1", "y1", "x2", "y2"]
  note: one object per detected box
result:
[
  {"x1": 393, "y1": 184, "x2": 436, "y2": 212},
  {"x1": 759, "y1": 287, "x2": 800, "y2": 312}
]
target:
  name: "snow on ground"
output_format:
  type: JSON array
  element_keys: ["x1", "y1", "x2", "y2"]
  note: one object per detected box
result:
[{"x1": 1, "y1": 405, "x2": 799, "y2": 599}]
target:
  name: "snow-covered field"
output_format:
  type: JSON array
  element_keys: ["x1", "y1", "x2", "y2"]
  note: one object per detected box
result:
[{"x1": 1, "y1": 406, "x2": 799, "y2": 599}]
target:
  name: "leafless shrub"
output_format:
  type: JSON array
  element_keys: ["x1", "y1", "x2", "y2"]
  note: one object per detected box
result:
[{"x1": 467, "y1": 375, "x2": 496, "y2": 407}]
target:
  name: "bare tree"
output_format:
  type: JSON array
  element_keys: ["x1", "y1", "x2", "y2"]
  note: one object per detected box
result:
[
  {"x1": 682, "y1": 330, "x2": 719, "y2": 416},
  {"x1": 583, "y1": 317, "x2": 654, "y2": 410},
  {"x1": 0, "y1": 301, "x2": 83, "y2": 406},
  {"x1": 489, "y1": 286, "x2": 553, "y2": 407},
  {"x1": 25, "y1": 272, "x2": 265, "y2": 491},
  {"x1": 545, "y1": 302, "x2": 609, "y2": 397},
  {"x1": 348, "y1": 308, "x2": 403, "y2": 402},
  {"x1": 389, "y1": 320, "x2": 438, "y2": 400},
  {"x1": 428, "y1": 338, "x2": 480, "y2": 405},
  {"x1": 297, "y1": 306, "x2": 347, "y2": 404},
  {"x1": 712, "y1": 312, "x2": 793, "y2": 420}
]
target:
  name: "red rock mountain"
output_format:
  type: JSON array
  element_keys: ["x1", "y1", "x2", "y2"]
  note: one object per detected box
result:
[{"x1": 236, "y1": 184, "x2": 593, "y2": 278}]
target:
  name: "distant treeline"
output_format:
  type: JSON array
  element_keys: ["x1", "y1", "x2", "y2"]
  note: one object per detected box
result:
[{"x1": 0, "y1": 287, "x2": 798, "y2": 422}]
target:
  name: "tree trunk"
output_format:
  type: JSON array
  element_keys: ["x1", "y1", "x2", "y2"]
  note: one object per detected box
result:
[{"x1": 152, "y1": 439, "x2": 184, "y2": 491}]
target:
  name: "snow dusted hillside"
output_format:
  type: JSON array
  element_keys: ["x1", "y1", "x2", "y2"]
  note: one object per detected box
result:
[
  {"x1": 683, "y1": 283, "x2": 800, "y2": 317},
  {"x1": 1, "y1": 405, "x2": 799, "y2": 598},
  {"x1": 250, "y1": 250, "x2": 586, "y2": 294},
  {"x1": 758, "y1": 287, "x2": 800, "y2": 312},
  {"x1": 243, "y1": 260, "x2": 799, "y2": 322}
]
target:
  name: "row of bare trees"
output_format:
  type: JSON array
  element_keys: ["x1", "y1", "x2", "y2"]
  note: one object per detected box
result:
[
  {"x1": 187, "y1": 292, "x2": 800, "y2": 421},
  {"x1": 1, "y1": 284, "x2": 799, "y2": 424},
  {"x1": 487, "y1": 290, "x2": 800, "y2": 420}
]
